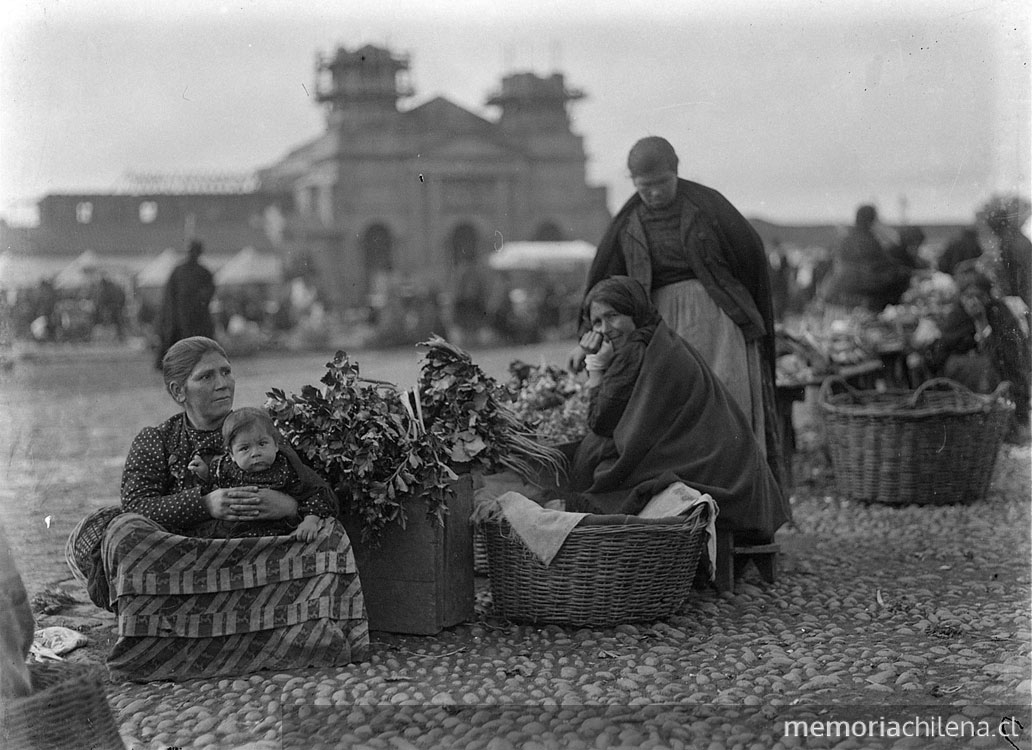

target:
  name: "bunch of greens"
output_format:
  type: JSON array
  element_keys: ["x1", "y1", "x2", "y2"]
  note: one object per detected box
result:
[
  {"x1": 265, "y1": 351, "x2": 457, "y2": 544},
  {"x1": 416, "y1": 335, "x2": 566, "y2": 482},
  {"x1": 507, "y1": 360, "x2": 589, "y2": 446}
]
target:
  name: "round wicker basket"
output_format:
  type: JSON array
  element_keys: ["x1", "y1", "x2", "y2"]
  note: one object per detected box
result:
[
  {"x1": 481, "y1": 505, "x2": 707, "y2": 627},
  {"x1": 817, "y1": 376, "x2": 1014, "y2": 505},
  {"x1": 1, "y1": 661, "x2": 124, "y2": 750}
]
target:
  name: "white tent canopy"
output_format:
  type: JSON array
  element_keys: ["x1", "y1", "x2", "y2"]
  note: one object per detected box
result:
[
  {"x1": 53, "y1": 250, "x2": 103, "y2": 289},
  {"x1": 487, "y1": 240, "x2": 596, "y2": 271},
  {"x1": 135, "y1": 249, "x2": 183, "y2": 289},
  {"x1": 215, "y1": 246, "x2": 283, "y2": 286}
]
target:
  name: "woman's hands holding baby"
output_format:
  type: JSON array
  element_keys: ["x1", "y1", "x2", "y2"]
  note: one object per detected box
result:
[{"x1": 204, "y1": 487, "x2": 299, "y2": 522}]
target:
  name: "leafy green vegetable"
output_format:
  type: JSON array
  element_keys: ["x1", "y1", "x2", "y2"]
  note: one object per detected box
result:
[
  {"x1": 265, "y1": 338, "x2": 568, "y2": 545},
  {"x1": 266, "y1": 351, "x2": 456, "y2": 545},
  {"x1": 416, "y1": 335, "x2": 566, "y2": 483}
]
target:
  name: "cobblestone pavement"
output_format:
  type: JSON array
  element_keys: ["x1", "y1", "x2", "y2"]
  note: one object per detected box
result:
[{"x1": 2, "y1": 345, "x2": 1029, "y2": 750}]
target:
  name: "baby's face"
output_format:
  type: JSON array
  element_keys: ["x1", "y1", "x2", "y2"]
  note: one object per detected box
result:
[{"x1": 229, "y1": 426, "x2": 278, "y2": 473}]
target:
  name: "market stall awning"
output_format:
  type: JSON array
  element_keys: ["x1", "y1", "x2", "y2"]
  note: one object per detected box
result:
[
  {"x1": 0, "y1": 252, "x2": 69, "y2": 291},
  {"x1": 53, "y1": 250, "x2": 103, "y2": 289},
  {"x1": 487, "y1": 241, "x2": 596, "y2": 271},
  {"x1": 214, "y1": 246, "x2": 283, "y2": 286},
  {"x1": 135, "y1": 249, "x2": 183, "y2": 289}
]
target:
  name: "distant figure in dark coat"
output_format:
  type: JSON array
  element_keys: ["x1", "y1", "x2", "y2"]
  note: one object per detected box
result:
[
  {"x1": 937, "y1": 226, "x2": 983, "y2": 276},
  {"x1": 821, "y1": 204, "x2": 911, "y2": 312},
  {"x1": 157, "y1": 240, "x2": 216, "y2": 368},
  {"x1": 985, "y1": 204, "x2": 1032, "y2": 307},
  {"x1": 883, "y1": 225, "x2": 930, "y2": 305},
  {"x1": 93, "y1": 274, "x2": 127, "y2": 340}
]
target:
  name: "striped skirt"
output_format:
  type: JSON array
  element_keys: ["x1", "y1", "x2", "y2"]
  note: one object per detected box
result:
[{"x1": 102, "y1": 513, "x2": 369, "y2": 682}]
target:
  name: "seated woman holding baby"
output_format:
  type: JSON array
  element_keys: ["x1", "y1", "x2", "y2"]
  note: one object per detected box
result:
[
  {"x1": 66, "y1": 336, "x2": 368, "y2": 681},
  {"x1": 567, "y1": 276, "x2": 790, "y2": 547}
]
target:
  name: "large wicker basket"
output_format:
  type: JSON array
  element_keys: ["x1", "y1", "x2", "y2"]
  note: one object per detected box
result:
[
  {"x1": 817, "y1": 376, "x2": 1014, "y2": 505},
  {"x1": 1, "y1": 661, "x2": 124, "y2": 750},
  {"x1": 481, "y1": 505, "x2": 708, "y2": 627}
]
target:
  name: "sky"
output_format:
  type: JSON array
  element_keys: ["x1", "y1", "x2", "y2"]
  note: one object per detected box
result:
[{"x1": 1, "y1": 0, "x2": 1029, "y2": 229}]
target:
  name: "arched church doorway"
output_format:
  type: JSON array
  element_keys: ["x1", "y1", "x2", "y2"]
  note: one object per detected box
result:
[
  {"x1": 362, "y1": 223, "x2": 394, "y2": 275},
  {"x1": 450, "y1": 223, "x2": 480, "y2": 266}
]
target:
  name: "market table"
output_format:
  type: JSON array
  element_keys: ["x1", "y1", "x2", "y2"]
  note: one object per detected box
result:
[{"x1": 775, "y1": 358, "x2": 885, "y2": 463}]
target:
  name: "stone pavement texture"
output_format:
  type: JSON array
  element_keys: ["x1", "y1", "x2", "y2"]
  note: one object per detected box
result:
[{"x1": 25, "y1": 444, "x2": 1028, "y2": 750}]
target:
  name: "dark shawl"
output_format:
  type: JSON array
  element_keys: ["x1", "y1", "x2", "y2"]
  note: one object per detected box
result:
[
  {"x1": 586, "y1": 179, "x2": 773, "y2": 345},
  {"x1": 822, "y1": 227, "x2": 911, "y2": 310},
  {"x1": 570, "y1": 317, "x2": 788, "y2": 544},
  {"x1": 583, "y1": 178, "x2": 788, "y2": 490},
  {"x1": 996, "y1": 226, "x2": 1032, "y2": 305}
]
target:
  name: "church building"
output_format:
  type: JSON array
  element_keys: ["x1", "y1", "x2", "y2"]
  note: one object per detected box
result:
[
  {"x1": 3, "y1": 43, "x2": 611, "y2": 316},
  {"x1": 258, "y1": 43, "x2": 611, "y2": 309}
]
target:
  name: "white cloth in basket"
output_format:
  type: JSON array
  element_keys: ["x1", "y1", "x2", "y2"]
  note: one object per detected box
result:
[
  {"x1": 638, "y1": 482, "x2": 719, "y2": 581},
  {"x1": 484, "y1": 491, "x2": 587, "y2": 567},
  {"x1": 474, "y1": 478, "x2": 717, "y2": 573}
]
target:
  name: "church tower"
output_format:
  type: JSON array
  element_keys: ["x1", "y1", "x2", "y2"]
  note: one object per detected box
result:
[{"x1": 315, "y1": 44, "x2": 414, "y2": 128}]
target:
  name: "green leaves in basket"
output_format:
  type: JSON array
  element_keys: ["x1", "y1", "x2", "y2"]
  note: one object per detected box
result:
[{"x1": 266, "y1": 350, "x2": 456, "y2": 545}]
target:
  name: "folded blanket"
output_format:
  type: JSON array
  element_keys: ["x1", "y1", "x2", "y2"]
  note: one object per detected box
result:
[
  {"x1": 102, "y1": 513, "x2": 369, "y2": 681},
  {"x1": 473, "y1": 490, "x2": 586, "y2": 566},
  {"x1": 474, "y1": 475, "x2": 717, "y2": 573},
  {"x1": 638, "y1": 482, "x2": 718, "y2": 580}
]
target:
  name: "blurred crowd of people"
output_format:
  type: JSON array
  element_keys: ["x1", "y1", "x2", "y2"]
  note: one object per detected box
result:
[
  {"x1": 4, "y1": 274, "x2": 129, "y2": 344},
  {"x1": 771, "y1": 194, "x2": 1031, "y2": 442},
  {"x1": 0, "y1": 243, "x2": 330, "y2": 359}
]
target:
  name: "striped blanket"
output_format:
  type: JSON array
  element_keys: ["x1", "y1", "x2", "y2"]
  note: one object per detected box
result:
[{"x1": 102, "y1": 513, "x2": 369, "y2": 682}]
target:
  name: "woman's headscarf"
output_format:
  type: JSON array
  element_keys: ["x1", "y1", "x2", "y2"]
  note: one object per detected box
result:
[{"x1": 583, "y1": 276, "x2": 662, "y2": 329}]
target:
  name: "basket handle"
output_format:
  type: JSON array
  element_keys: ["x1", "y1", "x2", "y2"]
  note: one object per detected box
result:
[
  {"x1": 904, "y1": 377, "x2": 1007, "y2": 412},
  {"x1": 817, "y1": 375, "x2": 862, "y2": 405},
  {"x1": 905, "y1": 377, "x2": 971, "y2": 408}
]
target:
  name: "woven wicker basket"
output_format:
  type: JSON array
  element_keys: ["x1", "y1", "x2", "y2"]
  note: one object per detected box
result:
[
  {"x1": 481, "y1": 505, "x2": 708, "y2": 627},
  {"x1": 817, "y1": 376, "x2": 1014, "y2": 505},
  {"x1": 473, "y1": 440, "x2": 581, "y2": 577},
  {"x1": 1, "y1": 661, "x2": 124, "y2": 750},
  {"x1": 65, "y1": 505, "x2": 122, "y2": 585},
  {"x1": 473, "y1": 529, "x2": 489, "y2": 575}
]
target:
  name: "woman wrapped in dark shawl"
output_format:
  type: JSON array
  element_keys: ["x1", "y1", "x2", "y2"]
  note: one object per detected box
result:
[{"x1": 569, "y1": 276, "x2": 790, "y2": 544}]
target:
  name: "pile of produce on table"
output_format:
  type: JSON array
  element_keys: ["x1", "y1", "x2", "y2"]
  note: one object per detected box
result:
[
  {"x1": 506, "y1": 361, "x2": 590, "y2": 446},
  {"x1": 875, "y1": 270, "x2": 958, "y2": 349},
  {"x1": 778, "y1": 271, "x2": 959, "y2": 385},
  {"x1": 883, "y1": 271, "x2": 958, "y2": 327},
  {"x1": 774, "y1": 330, "x2": 831, "y2": 387}
]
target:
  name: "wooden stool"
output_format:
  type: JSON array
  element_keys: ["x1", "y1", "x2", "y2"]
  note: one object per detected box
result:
[{"x1": 714, "y1": 529, "x2": 780, "y2": 593}]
